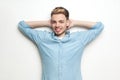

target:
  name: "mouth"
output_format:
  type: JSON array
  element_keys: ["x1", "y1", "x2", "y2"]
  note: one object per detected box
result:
[{"x1": 55, "y1": 28, "x2": 62, "y2": 33}]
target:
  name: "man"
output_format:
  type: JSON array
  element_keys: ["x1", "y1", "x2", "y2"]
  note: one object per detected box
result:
[{"x1": 18, "y1": 7, "x2": 104, "y2": 80}]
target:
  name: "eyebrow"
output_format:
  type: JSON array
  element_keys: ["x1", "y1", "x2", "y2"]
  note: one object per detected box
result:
[{"x1": 51, "y1": 19, "x2": 65, "y2": 22}]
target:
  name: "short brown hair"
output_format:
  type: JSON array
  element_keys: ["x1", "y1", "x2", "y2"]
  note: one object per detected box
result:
[{"x1": 51, "y1": 7, "x2": 69, "y2": 20}]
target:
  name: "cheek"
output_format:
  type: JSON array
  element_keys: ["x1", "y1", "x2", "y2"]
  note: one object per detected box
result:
[
  {"x1": 51, "y1": 24, "x2": 55, "y2": 28},
  {"x1": 62, "y1": 26, "x2": 67, "y2": 30}
]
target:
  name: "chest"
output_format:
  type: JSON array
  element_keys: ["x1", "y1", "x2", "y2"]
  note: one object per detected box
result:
[{"x1": 39, "y1": 39, "x2": 84, "y2": 57}]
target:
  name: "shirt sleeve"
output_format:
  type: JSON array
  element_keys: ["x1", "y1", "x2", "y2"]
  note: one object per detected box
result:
[
  {"x1": 18, "y1": 20, "x2": 45, "y2": 44},
  {"x1": 81, "y1": 22, "x2": 104, "y2": 46}
]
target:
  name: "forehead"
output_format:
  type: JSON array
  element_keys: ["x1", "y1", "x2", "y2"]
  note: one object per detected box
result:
[{"x1": 51, "y1": 14, "x2": 66, "y2": 21}]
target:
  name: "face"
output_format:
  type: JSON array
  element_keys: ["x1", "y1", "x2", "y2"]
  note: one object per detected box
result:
[{"x1": 51, "y1": 14, "x2": 69, "y2": 37}]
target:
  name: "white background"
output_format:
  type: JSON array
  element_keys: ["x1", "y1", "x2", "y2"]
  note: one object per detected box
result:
[{"x1": 0, "y1": 0, "x2": 120, "y2": 80}]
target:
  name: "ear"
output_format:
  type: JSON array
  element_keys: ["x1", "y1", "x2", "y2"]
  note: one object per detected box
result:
[
  {"x1": 66, "y1": 20, "x2": 70, "y2": 26},
  {"x1": 66, "y1": 20, "x2": 70, "y2": 29}
]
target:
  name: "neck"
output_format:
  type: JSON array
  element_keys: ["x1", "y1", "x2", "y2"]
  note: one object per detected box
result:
[{"x1": 56, "y1": 33, "x2": 65, "y2": 38}]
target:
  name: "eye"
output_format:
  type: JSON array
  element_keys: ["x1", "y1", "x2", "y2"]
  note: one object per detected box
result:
[
  {"x1": 51, "y1": 20, "x2": 56, "y2": 24},
  {"x1": 59, "y1": 20, "x2": 64, "y2": 23}
]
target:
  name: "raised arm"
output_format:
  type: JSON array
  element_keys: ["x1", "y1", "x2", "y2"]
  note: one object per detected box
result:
[
  {"x1": 69, "y1": 20, "x2": 104, "y2": 46},
  {"x1": 69, "y1": 20, "x2": 97, "y2": 29},
  {"x1": 25, "y1": 20, "x2": 51, "y2": 28},
  {"x1": 18, "y1": 20, "x2": 49, "y2": 43}
]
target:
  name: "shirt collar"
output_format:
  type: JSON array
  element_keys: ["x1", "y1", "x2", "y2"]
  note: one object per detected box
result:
[{"x1": 51, "y1": 30, "x2": 70, "y2": 42}]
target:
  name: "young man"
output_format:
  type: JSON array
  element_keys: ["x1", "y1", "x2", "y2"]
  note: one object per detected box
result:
[{"x1": 18, "y1": 7, "x2": 104, "y2": 80}]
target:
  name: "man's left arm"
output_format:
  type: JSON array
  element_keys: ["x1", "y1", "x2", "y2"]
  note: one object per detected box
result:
[
  {"x1": 69, "y1": 20, "x2": 97, "y2": 29},
  {"x1": 69, "y1": 20, "x2": 104, "y2": 46}
]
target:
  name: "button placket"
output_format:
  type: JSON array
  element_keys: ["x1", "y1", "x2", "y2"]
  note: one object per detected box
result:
[{"x1": 58, "y1": 41, "x2": 62, "y2": 80}]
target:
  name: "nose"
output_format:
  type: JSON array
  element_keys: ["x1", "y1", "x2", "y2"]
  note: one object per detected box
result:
[{"x1": 55, "y1": 22, "x2": 60, "y2": 27}]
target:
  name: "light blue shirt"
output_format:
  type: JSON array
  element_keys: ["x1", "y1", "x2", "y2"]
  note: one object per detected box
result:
[{"x1": 18, "y1": 21, "x2": 104, "y2": 80}]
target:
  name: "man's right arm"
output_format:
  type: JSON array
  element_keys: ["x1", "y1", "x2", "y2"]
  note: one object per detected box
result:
[
  {"x1": 25, "y1": 20, "x2": 51, "y2": 28},
  {"x1": 18, "y1": 20, "x2": 48, "y2": 43}
]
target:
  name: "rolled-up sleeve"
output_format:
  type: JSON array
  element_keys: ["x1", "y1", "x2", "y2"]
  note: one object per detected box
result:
[
  {"x1": 81, "y1": 22, "x2": 104, "y2": 46},
  {"x1": 18, "y1": 20, "x2": 44, "y2": 43}
]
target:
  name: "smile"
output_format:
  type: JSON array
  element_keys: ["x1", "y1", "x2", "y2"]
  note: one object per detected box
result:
[{"x1": 55, "y1": 28, "x2": 62, "y2": 32}]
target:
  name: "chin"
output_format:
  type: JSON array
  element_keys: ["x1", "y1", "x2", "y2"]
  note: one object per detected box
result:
[
  {"x1": 55, "y1": 32, "x2": 65, "y2": 36},
  {"x1": 55, "y1": 33, "x2": 61, "y2": 36}
]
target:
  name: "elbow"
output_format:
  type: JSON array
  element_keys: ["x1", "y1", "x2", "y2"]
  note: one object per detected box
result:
[
  {"x1": 99, "y1": 22, "x2": 104, "y2": 31},
  {"x1": 18, "y1": 21, "x2": 24, "y2": 28},
  {"x1": 18, "y1": 21, "x2": 22, "y2": 30},
  {"x1": 92, "y1": 21, "x2": 104, "y2": 30}
]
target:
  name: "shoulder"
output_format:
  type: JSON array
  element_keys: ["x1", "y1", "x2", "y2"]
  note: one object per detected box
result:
[
  {"x1": 37, "y1": 30, "x2": 52, "y2": 36},
  {"x1": 70, "y1": 31, "x2": 84, "y2": 36},
  {"x1": 70, "y1": 31, "x2": 84, "y2": 40}
]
